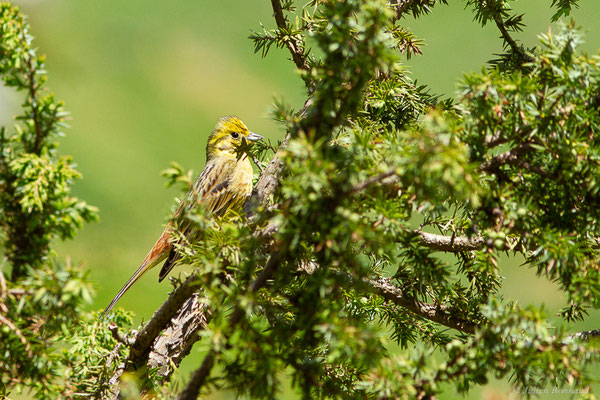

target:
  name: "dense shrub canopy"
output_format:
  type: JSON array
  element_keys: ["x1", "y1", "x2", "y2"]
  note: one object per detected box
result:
[{"x1": 0, "y1": 0, "x2": 599, "y2": 399}]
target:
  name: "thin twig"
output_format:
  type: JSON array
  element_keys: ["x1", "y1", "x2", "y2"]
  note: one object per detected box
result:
[
  {"x1": 329, "y1": 270, "x2": 480, "y2": 335},
  {"x1": 270, "y1": 0, "x2": 311, "y2": 75},
  {"x1": 249, "y1": 153, "x2": 264, "y2": 174},
  {"x1": 108, "y1": 324, "x2": 135, "y2": 346},
  {"x1": 479, "y1": 143, "x2": 548, "y2": 177},
  {"x1": 567, "y1": 329, "x2": 600, "y2": 341},
  {"x1": 492, "y1": 13, "x2": 535, "y2": 64},
  {"x1": 346, "y1": 169, "x2": 398, "y2": 196},
  {"x1": 0, "y1": 270, "x2": 6, "y2": 299},
  {"x1": 6, "y1": 288, "x2": 32, "y2": 296}
]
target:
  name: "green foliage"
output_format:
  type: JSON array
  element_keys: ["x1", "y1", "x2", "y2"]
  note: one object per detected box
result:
[
  {"x1": 359, "y1": 302, "x2": 598, "y2": 398},
  {"x1": 389, "y1": 0, "x2": 448, "y2": 19},
  {"x1": 459, "y1": 23, "x2": 600, "y2": 307},
  {"x1": 0, "y1": 3, "x2": 97, "y2": 278},
  {"x1": 2, "y1": 0, "x2": 600, "y2": 399},
  {"x1": 0, "y1": 259, "x2": 94, "y2": 398},
  {"x1": 551, "y1": 0, "x2": 580, "y2": 22},
  {"x1": 0, "y1": 2, "x2": 97, "y2": 398},
  {"x1": 62, "y1": 310, "x2": 133, "y2": 399},
  {"x1": 181, "y1": 0, "x2": 600, "y2": 398}
]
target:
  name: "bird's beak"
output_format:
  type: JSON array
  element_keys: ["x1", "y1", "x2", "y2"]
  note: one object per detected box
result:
[{"x1": 246, "y1": 132, "x2": 263, "y2": 142}]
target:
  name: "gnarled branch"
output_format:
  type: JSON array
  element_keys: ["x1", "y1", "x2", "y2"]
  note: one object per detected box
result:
[
  {"x1": 147, "y1": 293, "x2": 209, "y2": 380},
  {"x1": 107, "y1": 274, "x2": 202, "y2": 398}
]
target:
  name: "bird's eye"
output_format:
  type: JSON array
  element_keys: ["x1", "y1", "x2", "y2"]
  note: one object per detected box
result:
[{"x1": 231, "y1": 132, "x2": 239, "y2": 139}]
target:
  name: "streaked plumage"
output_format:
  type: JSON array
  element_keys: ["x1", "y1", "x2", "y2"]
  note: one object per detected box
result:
[{"x1": 101, "y1": 116, "x2": 262, "y2": 318}]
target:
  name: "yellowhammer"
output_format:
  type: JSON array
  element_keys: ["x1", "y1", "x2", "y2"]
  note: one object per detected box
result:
[{"x1": 101, "y1": 116, "x2": 263, "y2": 318}]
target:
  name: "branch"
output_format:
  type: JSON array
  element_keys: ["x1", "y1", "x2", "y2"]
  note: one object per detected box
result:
[
  {"x1": 270, "y1": 0, "x2": 311, "y2": 83},
  {"x1": 107, "y1": 274, "x2": 203, "y2": 397},
  {"x1": 342, "y1": 267, "x2": 600, "y2": 341},
  {"x1": 254, "y1": 211, "x2": 511, "y2": 255},
  {"x1": 478, "y1": 143, "x2": 549, "y2": 178},
  {"x1": 348, "y1": 274, "x2": 600, "y2": 341},
  {"x1": 567, "y1": 329, "x2": 600, "y2": 341},
  {"x1": 417, "y1": 231, "x2": 484, "y2": 252},
  {"x1": 108, "y1": 324, "x2": 134, "y2": 346},
  {"x1": 177, "y1": 252, "x2": 282, "y2": 400},
  {"x1": 244, "y1": 133, "x2": 291, "y2": 215},
  {"x1": 146, "y1": 293, "x2": 210, "y2": 381},
  {"x1": 479, "y1": 143, "x2": 531, "y2": 172},
  {"x1": 330, "y1": 270, "x2": 479, "y2": 335},
  {"x1": 346, "y1": 168, "x2": 398, "y2": 196},
  {"x1": 297, "y1": 259, "x2": 479, "y2": 335},
  {"x1": 368, "y1": 276, "x2": 478, "y2": 334},
  {"x1": 492, "y1": 13, "x2": 535, "y2": 65},
  {"x1": 125, "y1": 275, "x2": 202, "y2": 367}
]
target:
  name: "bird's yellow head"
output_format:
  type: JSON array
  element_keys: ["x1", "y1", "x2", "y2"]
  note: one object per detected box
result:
[{"x1": 206, "y1": 116, "x2": 263, "y2": 159}]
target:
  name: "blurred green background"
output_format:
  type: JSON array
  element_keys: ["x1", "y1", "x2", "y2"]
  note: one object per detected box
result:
[{"x1": 3, "y1": 0, "x2": 600, "y2": 398}]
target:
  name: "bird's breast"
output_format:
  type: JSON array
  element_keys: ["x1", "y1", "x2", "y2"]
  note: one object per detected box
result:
[{"x1": 230, "y1": 157, "x2": 254, "y2": 198}]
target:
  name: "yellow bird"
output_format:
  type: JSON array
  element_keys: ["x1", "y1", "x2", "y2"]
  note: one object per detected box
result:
[{"x1": 101, "y1": 116, "x2": 263, "y2": 318}]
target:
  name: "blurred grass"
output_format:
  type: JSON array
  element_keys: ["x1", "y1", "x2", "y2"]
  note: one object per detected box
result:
[{"x1": 3, "y1": 0, "x2": 600, "y2": 398}]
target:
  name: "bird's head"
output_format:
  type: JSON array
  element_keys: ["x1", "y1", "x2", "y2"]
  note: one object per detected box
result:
[{"x1": 206, "y1": 116, "x2": 263, "y2": 159}]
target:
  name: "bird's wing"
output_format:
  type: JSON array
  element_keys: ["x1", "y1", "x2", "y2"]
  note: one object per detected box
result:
[
  {"x1": 158, "y1": 158, "x2": 239, "y2": 281},
  {"x1": 172, "y1": 159, "x2": 237, "y2": 218},
  {"x1": 101, "y1": 159, "x2": 239, "y2": 317}
]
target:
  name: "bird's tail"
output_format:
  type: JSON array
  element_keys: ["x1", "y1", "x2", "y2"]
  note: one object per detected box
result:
[
  {"x1": 158, "y1": 250, "x2": 181, "y2": 282},
  {"x1": 100, "y1": 231, "x2": 171, "y2": 319}
]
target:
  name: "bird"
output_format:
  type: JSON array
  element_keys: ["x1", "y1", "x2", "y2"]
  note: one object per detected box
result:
[{"x1": 100, "y1": 116, "x2": 263, "y2": 318}]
